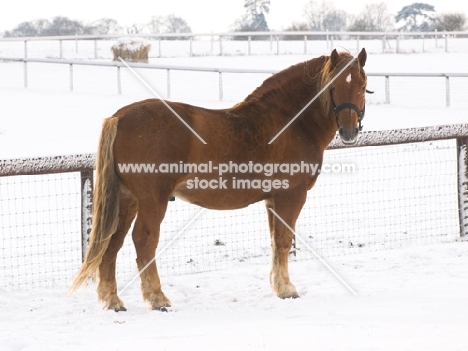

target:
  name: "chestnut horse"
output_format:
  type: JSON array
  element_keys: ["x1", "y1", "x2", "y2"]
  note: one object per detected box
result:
[{"x1": 71, "y1": 48, "x2": 369, "y2": 311}]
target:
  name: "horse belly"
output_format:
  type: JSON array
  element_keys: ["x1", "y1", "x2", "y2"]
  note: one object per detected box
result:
[{"x1": 173, "y1": 180, "x2": 266, "y2": 210}]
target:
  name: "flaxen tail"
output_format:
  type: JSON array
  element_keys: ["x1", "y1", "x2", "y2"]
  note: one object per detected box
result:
[{"x1": 70, "y1": 116, "x2": 120, "y2": 292}]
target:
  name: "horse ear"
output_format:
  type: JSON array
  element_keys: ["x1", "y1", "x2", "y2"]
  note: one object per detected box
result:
[
  {"x1": 358, "y1": 48, "x2": 367, "y2": 67},
  {"x1": 330, "y1": 49, "x2": 339, "y2": 69}
]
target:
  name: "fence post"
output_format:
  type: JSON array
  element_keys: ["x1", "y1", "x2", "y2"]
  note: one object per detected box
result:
[
  {"x1": 219, "y1": 36, "x2": 223, "y2": 56},
  {"x1": 23, "y1": 61, "x2": 28, "y2": 88},
  {"x1": 385, "y1": 75, "x2": 390, "y2": 104},
  {"x1": 457, "y1": 137, "x2": 468, "y2": 237},
  {"x1": 80, "y1": 170, "x2": 94, "y2": 262},
  {"x1": 291, "y1": 234, "x2": 296, "y2": 257},
  {"x1": 218, "y1": 71, "x2": 223, "y2": 101},
  {"x1": 248, "y1": 36, "x2": 251, "y2": 55},
  {"x1": 445, "y1": 76, "x2": 450, "y2": 107},
  {"x1": 211, "y1": 33, "x2": 214, "y2": 53},
  {"x1": 24, "y1": 40, "x2": 28, "y2": 58},
  {"x1": 59, "y1": 40, "x2": 63, "y2": 59},
  {"x1": 167, "y1": 69, "x2": 171, "y2": 99},
  {"x1": 117, "y1": 65, "x2": 121, "y2": 95},
  {"x1": 69, "y1": 63, "x2": 73, "y2": 91},
  {"x1": 94, "y1": 40, "x2": 98, "y2": 59},
  {"x1": 304, "y1": 35, "x2": 307, "y2": 54}
]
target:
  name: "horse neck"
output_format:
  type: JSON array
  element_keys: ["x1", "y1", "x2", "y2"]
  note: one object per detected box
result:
[
  {"x1": 298, "y1": 103, "x2": 337, "y2": 151},
  {"x1": 234, "y1": 62, "x2": 320, "y2": 117},
  {"x1": 234, "y1": 60, "x2": 338, "y2": 149}
]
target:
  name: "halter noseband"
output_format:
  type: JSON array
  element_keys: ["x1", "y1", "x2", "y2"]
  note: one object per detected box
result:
[{"x1": 330, "y1": 88, "x2": 373, "y2": 132}]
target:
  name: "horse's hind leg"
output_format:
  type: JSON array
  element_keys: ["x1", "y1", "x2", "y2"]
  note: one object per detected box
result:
[
  {"x1": 97, "y1": 188, "x2": 137, "y2": 311},
  {"x1": 132, "y1": 199, "x2": 171, "y2": 310},
  {"x1": 265, "y1": 192, "x2": 306, "y2": 299}
]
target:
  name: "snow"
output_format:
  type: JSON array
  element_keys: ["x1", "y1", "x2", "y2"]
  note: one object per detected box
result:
[
  {"x1": 1, "y1": 243, "x2": 468, "y2": 350},
  {"x1": 1, "y1": 39, "x2": 468, "y2": 350}
]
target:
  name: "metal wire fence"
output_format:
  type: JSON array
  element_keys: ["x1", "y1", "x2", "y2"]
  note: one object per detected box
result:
[{"x1": 1, "y1": 126, "x2": 467, "y2": 291}]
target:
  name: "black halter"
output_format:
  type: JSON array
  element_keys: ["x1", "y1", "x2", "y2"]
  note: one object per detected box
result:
[{"x1": 330, "y1": 88, "x2": 374, "y2": 131}]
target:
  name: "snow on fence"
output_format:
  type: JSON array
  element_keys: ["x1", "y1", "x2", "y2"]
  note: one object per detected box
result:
[{"x1": 1, "y1": 124, "x2": 468, "y2": 291}]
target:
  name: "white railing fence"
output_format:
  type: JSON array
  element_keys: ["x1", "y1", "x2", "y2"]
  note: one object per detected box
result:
[
  {"x1": 1, "y1": 57, "x2": 468, "y2": 107},
  {"x1": 1, "y1": 31, "x2": 468, "y2": 59}
]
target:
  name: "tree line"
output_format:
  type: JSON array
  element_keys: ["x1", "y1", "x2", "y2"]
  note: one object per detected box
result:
[
  {"x1": 3, "y1": 15, "x2": 192, "y2": 38},
  {"x1": 3, "y1": 1, "x2": 467, "y2": 38}
]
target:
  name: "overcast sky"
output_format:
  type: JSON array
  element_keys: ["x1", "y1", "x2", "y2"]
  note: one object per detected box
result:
[{"x1": 1, "y1": 0, "x2": 467, "y2": 33}]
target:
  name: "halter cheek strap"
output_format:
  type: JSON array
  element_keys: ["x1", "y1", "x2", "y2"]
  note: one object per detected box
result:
[
  {"x1": 332, "y1": 102, "x2": 365, "y2": 131},
  {"x1": 330, "y1": 88, "x2": 373, "y2": 131}
]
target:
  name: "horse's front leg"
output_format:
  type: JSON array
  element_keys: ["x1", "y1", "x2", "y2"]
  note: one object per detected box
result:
[{"x1": 265, "y1": 192, "x2": 306, "y2": 299}]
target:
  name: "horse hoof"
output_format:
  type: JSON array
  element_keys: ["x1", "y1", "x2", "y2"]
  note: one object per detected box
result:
[
  {"x1": 278, "y1": 291, "x2": 299, "y2": 299},
  {"x1": 114, "y1": 306, "x2": 127, "y2": 312},
  {"x1": 287, "y1": 293, "x2": 300, "y2": 299},
  {"x1": 280, "y1": 294, "x2": 299, "y2": 300},
  {"x1": 153, "y1": 306, "x2": 169, "y2": 312}
]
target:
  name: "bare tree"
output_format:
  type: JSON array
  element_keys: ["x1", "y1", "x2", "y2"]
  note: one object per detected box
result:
[
  {"x1": 303, "y1": 0, "x2": 348, "y2": 32},
  {"x1": 4, "y1": 18, "x2": 57, "y2": 37},
  {"x1": 4, "y1": 17, "x2": 121, "y2": 37},
  {"x1": 84, "y1": 18, "x2": 121, "y2": 35},
  {"x1": 146, "y1": 15, "x2": 192, "y2": 39},
  {"x1": 349, "y1": 2, "x2": 394, "y2": 31},
  {"x1": 41, "y1": 16, "x2": 85, "y2": 36},
  {"x1": 125, "y1": 23, "x2": 146, "y2": 35},
  {"x1": 147, "y1": 16, "x2": 166, "y2": 34},
  {"x1": 147, "y1": 15, "x2": 192, "y2": 34},
  {"x1": 4, "y1": 19, "x2": 49, "y2": 37},
  {"x1": 164, "y1": 15, "x2": 192, "y2": 34},
  {"x1": 3, "y1": 18, "x2": 83, "y2": 37},
  {"x1": 282, "y1": 21, "x2": 309, "y2": 40},
  {"x1": 436, "y1": 13, "x2": 467, "y2": 31}
]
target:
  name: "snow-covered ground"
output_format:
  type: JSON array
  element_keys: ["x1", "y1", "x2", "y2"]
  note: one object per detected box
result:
[
  {"x1": 1, "y1": 39, "x2": 468, "y2": 350},
  {"x1": 2, "y1": 242, "x2": 468, "y2": 351}
]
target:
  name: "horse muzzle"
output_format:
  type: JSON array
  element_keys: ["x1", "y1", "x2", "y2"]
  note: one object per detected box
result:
[{"x1": 339, "y1": 126, "x2": 359, "y2": 145}]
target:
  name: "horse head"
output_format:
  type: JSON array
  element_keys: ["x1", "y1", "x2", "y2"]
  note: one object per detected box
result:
[{"x1": 328, "y1": 48, "x2": 370, "y2": 145}]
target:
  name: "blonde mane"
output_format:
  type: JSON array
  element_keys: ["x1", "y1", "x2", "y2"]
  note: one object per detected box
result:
[{"x1": 234, "y1": 51, "x2": 364, "y2": 117}]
